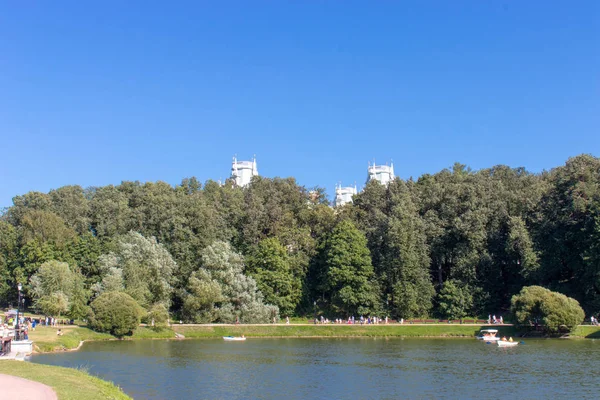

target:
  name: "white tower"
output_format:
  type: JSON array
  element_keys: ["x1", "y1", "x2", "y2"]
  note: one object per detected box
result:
[
  {"x1": 335, "y1": 183, "x2": 358, "y2": 207},
  {"x1": 367, "y1": 161, "x2": 395, "y2": 185},
  {"x1": 231, "y1": 156, "x2": 258, "y2": 187}
]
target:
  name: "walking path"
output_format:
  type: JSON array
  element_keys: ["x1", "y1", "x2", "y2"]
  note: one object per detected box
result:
[{"x1": 0, "y1": 373, "x2": 57, "y2": 400}]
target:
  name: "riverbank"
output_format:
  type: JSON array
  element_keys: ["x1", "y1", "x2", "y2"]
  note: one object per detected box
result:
[
  {"x1": 29, "y1": 325, "x2": 174, "y2": 353},
  {"x1": 570, "y1": 325, "x2": 600, "y2": 338},
  {"x1": 0, "y1": 361, "x2": 131, "y2": 400},
  {"x1": 174, "y1": 323, "x2": 517, "y2": 338},
  {"x1": 29, "y1": 323, "x2": 519, "y2": 353}
]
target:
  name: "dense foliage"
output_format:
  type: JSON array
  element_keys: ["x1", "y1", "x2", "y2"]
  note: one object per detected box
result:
[
  {"x1": 30, "y1": 260, "x2": 88, "y2": 319},
  {"x1": 1, "y1": 155, "x2": 599, "y2": 325},
  {"x1": 89, "y1": 292, "x2": 143, "y2": 336},
  {"x1": 510, "y1": 286, "x2": 585, "y2": 332}
]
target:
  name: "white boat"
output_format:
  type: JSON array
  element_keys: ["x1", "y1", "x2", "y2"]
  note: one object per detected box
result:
[
  {"x1": 223, "y1": 336, "x2": 246, "y2": 341},
  {"x1": 476, "y1": 329, "x2": 500, "y2": 341},
  {"x1": 497, "y1": 340, "x2": 519, "y2": 347}
]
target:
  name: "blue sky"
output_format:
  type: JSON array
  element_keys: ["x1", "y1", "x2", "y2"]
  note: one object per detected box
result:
[{"x1": 1, "y1": 1, "x2": 598, "y2": 208}]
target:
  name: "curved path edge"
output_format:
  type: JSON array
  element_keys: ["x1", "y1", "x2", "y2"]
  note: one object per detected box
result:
[{"x1": 0, "y1": 373, "x2": 58, "y2": 400}]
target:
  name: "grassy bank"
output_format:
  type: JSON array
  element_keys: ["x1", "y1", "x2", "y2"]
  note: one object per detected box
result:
[
  {"x1": 173, "y1": 324, "x2": 518, "y2": 338},
  {"x1": 29, "y1": 326, "x2": 175, "y2": 352},
  {"x1": 0, "y1": 361, "x2": 131, "y2": 400},
  {"x1": 570, "y1": 325, "x2": 600, "y2": 338},
  {"x1": 29, "y1": 324, "x2": 519, "y2": 353}
]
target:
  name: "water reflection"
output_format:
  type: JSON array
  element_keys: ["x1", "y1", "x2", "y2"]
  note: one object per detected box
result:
[{"x1": 32, "y1": 338, "x2": 599, "y2": 399}]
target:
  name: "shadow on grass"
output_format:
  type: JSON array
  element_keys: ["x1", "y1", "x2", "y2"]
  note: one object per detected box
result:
[{"x1": 586, "y1": 330, "x2": 600, "y2": 339}]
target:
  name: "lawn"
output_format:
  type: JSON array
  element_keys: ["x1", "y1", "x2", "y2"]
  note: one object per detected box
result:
[
  {"x1": 29, "y1": 325, "x2": 178, "y2": 352},
  {"x1": 0, "y1": 361, "x2": 131, "y2": 400},
  {"x1": 29, "y1": 326, "x2": 114, "y2": 353},
  {"x1": 173, "y1": 323, "x2": 517, "y2": 338},
  {"x1": 570, "y1": 325, "x2": 600, "y2": 338}
]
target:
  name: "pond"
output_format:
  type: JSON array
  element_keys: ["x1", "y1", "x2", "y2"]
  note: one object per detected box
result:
[{"x1": 32, "y1": 338, "x2": 599, "y2": 399}]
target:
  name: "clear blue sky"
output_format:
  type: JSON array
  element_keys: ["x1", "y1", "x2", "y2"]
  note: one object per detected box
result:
[{"x1": 1, "y1": 1, "x2": 598, "y2": 208}]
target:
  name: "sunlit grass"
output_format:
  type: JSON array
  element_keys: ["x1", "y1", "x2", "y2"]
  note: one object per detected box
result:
[
  {"x1": 0, "y1": 361, "x2": 131, "y2": 400},
  {"x1": 173, "y1": 324, "x2": 517, "y2": 338},
  {"x1": 570, "y1": 325, "x2": 600, "y2": 338},
  {"x1": 29, "y1": 326, "x2": 114, "y2": 352}
]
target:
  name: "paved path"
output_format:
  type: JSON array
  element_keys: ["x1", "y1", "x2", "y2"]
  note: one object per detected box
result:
[{"x1": 0, "y1": 373, "x2": 57, "y2": 400}]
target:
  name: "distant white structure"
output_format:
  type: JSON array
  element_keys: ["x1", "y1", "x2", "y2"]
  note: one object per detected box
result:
[
  {"x1": 231, "y1": 156, "x2": 258, "y2": 187},
  {"x1": 367, "y1": 161, "x2": 395, "y2": 185},
  {"x1": 335, "y1": 183, "x2": 357, "y2": 207}
]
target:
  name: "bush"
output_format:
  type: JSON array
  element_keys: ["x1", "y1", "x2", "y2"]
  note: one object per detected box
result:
[
  {"x1": 88, "y1": 292, "x2": 143, "y2": 337},
  {"x1": 510, "y1": 286, "x2": 584, "y2": 333}
]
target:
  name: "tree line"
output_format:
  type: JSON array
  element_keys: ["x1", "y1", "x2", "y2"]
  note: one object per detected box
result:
[{"x1": 0, "y1": 154, "x2": 598, "y2": 324}]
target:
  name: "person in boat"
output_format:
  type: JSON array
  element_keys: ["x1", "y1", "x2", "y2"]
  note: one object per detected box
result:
[
  {"x1": 508, "y1": 337, "x2": 513, "y2": 342},
  {"x1": 501, "y1": 336, "x2": 507, "y2": 341}
]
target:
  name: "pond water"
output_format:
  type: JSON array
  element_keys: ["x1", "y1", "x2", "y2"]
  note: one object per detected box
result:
[{"x1": 32, "y1": 338, "x2": 599, "y2": 399}]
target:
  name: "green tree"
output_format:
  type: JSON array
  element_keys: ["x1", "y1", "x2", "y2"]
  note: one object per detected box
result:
[
  {"x1": 89, "y1": 185, "x2": 132, "y2": 237},
  {"x1": 66, "y1": 233, "x2": 106, "y2": 285},
  {"x1": 511, "y1": 286, "x2": 585, "y2": 333},
  {"x1": 0, "y1": 221, "x2": 18, "y2": 304},
  {"x1": 29, "y1": 260, "x2": 88, "y2": 319},
  {"x1": 49, "y1": 185, "x2": 91, "y2": 235},
  {"x1": 20, "y1": 209, "x2": 75, "y2": 247},
  {"x1": 92, "y1": 264, "x2": 124, "y2": 297},
  {"x1": 351, "y1": 180, "x2": 388, "y2": 280},
  {"x1": 437, "y1": 279, "x2": 473, "y2": 320},
  {"x1": 96, "y1": 231, "x2": 176, "y2": 309},
  {"x1": 184, "y1": 241, "x2": 278, "y2": 323},
  {"x1": 37, "y1": 292, "x2": 69, "y2": 318},
  {"x1": 384, "y1": 180, "x2": 435, "y2": 318},
  {"x1": 322, "y1": 219, "x2": 380, "y2": 316},
  {"x1": 147, "y1": 303, "x2": 170, "y2": 329},
  {"x1": 6, "y1": 191, "x2": 52, "y2": 226},
  {"x1": 89, "y1": 292, "x2": 143, "y2": 337},
  {"x1": 246, "y1": 237, "x2": 300, "y2": 316},
  {"x1": 182, "y1": 269, "x2": 223, "y2": 322},
  {"x1": 535, "y1": 155, "x2": 600, "y2": 315}
]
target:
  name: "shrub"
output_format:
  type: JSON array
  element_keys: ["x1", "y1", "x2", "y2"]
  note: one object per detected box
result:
[
  {"x1": 88, "y1": 292, "x2": 143, "y2": 337},
  {"x1": 510, "y1": 286, "x2": 584, "y2": 333}
]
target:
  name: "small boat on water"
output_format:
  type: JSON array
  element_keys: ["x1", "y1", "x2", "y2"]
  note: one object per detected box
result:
[
  {"x1": 223, "y1": 336, "x2": 246, "y2": 341},
  {"x1": 497, "y1": 340, "x2": 519, "y2": 347},
  {"x1": 476, "y1": 329, "x2": 500, "y2": 341}
]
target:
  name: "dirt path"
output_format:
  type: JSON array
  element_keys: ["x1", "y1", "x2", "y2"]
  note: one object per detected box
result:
[{"x1": 0, "y1": 373, "x2": 57, "y2": 400}]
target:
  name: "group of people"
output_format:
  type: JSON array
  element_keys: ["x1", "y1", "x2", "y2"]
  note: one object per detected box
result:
[
  {"x1": 1, "y1": 311, "x2": 74, "y2": 342},
  {"x1": 313, "y1": 315, "x2": 390, "y2": 325},
  {"x1": 590, "y1": 316, "x2": 599, "y2": 326},
  {"x1": 488, "y1": 315, "x2": 504, "y2": 324},
  {"x1": 1, "y1": 315, "x2": 32, "y2": 341}
]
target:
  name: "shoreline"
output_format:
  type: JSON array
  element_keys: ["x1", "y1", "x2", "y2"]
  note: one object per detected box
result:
[{"x1": 28, "y1": 324, "x2": 600, "y2": 355}]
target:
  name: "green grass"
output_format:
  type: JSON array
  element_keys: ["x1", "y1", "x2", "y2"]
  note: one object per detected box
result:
[
  {"x1": 131, "y1": 326, "x2": 177, "y2": 339},
  {"x1": 570, "y1": 325, "x2": 600, "y2": 338},
  {"x1": 173, "y1": 324, "x2": 517, "y2": 338},
  {"x1": 29, "y1": 323, "x2": 521, "y2": 353},
  {"x1": 30, "y1": 326, "x2": 114, "y2": 353},
  {"x1": 30, "y1": 326, "x2": 178, "y2": 352},
  {"x1": 0, "y1": 361, "x2": 131, "y2": 400}
]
